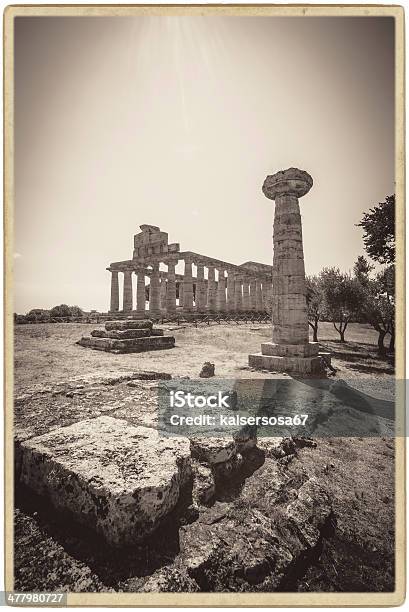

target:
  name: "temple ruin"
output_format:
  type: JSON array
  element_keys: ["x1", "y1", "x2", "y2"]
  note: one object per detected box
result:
[{"x1": 107, "y1": 225, "x2": 273, "y2": 318}]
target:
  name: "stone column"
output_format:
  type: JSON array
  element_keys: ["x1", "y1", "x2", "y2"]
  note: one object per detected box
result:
[
  {"x1": 248, "y1": 168, "x2": 323, "y2": 374},
  {"x1": 242, "y1": 278, "x2": 250, "y2": 311},
  {"x1": 166, "y1": 262, "x2": 176, "y2": 314},
  {"x1": 183, "y1": 260, "x2": 194, "y2": 312},
  {"x1": 226, "y1": 271, "x2": 235, "y2": 311},
  {"x1": 160, "y1": 276, "x2": 167, "y2": 310},
  {"x1": 217, "y1": 269, "x2": 226, "y2": 311},
  {"x1": 136, "y1": 271, "x2": 146, "y2": 315},
  {"x1": 207, "y1": 265, "x2": 217, "y2": 311},
  {"x1": 110, "y1": 270, "x2": 119, "y2": 312},
  {"x1": 149, "y1": 263, "x2": 161, "y2": 317},
  {"x1": 249, "y1": 279, "x2": 256, "y2": 311},
  {"x1": 196, "y1": 263, "x2": 206, "y2": 311},
  {"x1": 123, "y1": 270, "x2": 133, "y2": 312},
  {"x1": 263, "y1": 278, "x2": 272, "y2": 312},
  {"x1": 234, "y1": 275, "x2": 242, "y2": 312},
  {"x1": 255, "y1": 279, "x2": 263, "y2": 312},
  {"x1": 178, "y1": 281, "x2": 184, "y2": 307}
]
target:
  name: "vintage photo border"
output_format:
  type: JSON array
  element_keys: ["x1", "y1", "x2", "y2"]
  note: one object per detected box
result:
[{"x1": 3, "y1": 3, "x2": 405, "y2": 606}]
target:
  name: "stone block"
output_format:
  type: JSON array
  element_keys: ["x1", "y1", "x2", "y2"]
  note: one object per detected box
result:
[
  {"x1": 18, "y1": 416, "x2": 191, "y2": 546},
  {"x1": 190, "y1": 437, "x2": 236, "y2": 464},
  {"x1": 261, "y1": 342, "x2": 319, "y2": 358},
  {"x1": 91, "y1": 329, "x2": 151, "y2": 339},
  {"x1": 77, "y1": 335, "x2": 175, "y2": 354},
  {"x1": 248, "y1": 353, "x2": 324, "y2": 375},
  {"x1": 105, "y1": 320, "x2": 153, "y2": 331}
]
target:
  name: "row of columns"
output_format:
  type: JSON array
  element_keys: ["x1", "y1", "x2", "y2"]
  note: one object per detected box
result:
[{"x1": 109, "y1": 263, "x2": 272, "y2": 316}]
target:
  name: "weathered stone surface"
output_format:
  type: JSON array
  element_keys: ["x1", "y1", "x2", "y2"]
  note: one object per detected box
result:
[
  {"x1": 286, "y1": 477, "x2": 332, "y2": 547},
  {"x1": 233, "y1": 425, "x2": 257, "y2": 453},
  {"x1": 105, "y1": 320, "x2": 153, "y2": 331},
  {"x1": 262, "y1": 167, "x2": 313, "y2": 200},
  {"x1": 199, "y1": 362, "x2": 215, "y2": 378},
  {"x1": 192, "y1": 461, "x2": 215, "y2": 506},
  {"x1": 140, "y1": 567, "x2": 199, "y2": 593},
  {"x1": 248, "y1": 353, "x2": 323, "y2": 375},
  {"x1": 257, "y1": 436, "x2": 296, "y2": 458},
  {"x1": 179, "y1": 475, "x2": 332, "y2": 590},
  {"x1": 77, "y1": 335, "x2": 175, "y2": 354},
  {"x1": 190, "y1": 437, "x2": 236, "y2": 464},
  {"x1": 212, "y1": 452, "x2": 244, "y2": 479},
  {"x1": 261, "y1": 341, "x2": 319, "y2": 358},
  {"x1": 91, "y1": 329, "x2": 151, "y2": 339},
  {"x1": 19, "y1": 416, "x2": 191, "y2": 546}
]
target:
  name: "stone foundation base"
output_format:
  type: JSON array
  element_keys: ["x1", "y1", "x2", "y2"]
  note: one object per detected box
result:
[
  {"x1": 248, "y1": 353, "x2": 325, "y2": 375},
  {"x1": 78, "y1": 319, "x2": 174, "y2": 354},
  {"x1": 260, "y1": 342, "x2": 319, "y2": 358},
  {"x1": 249, "y1": 340, "x2": 330, "y2": 375},
  {"x1": 78, "y1": 335, "x2": 174, "y2": 354}
]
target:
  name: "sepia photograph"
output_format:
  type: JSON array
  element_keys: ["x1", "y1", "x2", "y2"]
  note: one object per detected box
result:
[{"x1": 4, "y1": 4, "x2": 405, "y2": 607}]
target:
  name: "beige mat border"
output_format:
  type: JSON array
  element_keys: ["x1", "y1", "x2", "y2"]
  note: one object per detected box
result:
[{"x1": 3, "y1": 4, "x2": 405, "y2": 607}]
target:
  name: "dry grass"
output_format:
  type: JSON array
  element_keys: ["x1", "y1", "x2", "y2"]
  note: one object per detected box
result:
[{"x1": 14, "y1": 321, "x2": 394, "y2": 394}]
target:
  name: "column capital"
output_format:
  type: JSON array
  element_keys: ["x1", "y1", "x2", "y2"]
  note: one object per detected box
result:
[{"x1": 262, "y1": 167, "x2": 312, "y2": 201}]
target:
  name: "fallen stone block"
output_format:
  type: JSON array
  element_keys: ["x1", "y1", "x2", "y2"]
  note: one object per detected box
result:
[
  {"x1": 199, "y1": 362, "x2": 215, "y2": 378},
  {"x1": 150, "y1": 329, "x2": 164, "y2": 336},
  {"x1": 91, "y1": 329, "x2": 151, "y2": 339},
  {"x1": 18, "y1": 416, "x2": 191, "y2": 546},
  {"x1": 105, "y1": 320, "x2": 153, "y2": 331}
]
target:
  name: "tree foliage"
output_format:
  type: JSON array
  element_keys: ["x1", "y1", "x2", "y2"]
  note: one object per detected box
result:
[
  {"x1": 320, "y1": 267, "x2": 363, "y2": 342},
  {"x1": 357, "y1": 195, "x2": 395, "y2": 265},
  {"x1": 353, "y1": 259, "x2": 395, "y2": 354},
  {"x1": 305, "y1": 275, "x2": 325, "y2": 342}
]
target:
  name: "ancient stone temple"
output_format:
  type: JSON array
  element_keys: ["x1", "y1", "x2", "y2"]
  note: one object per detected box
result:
[
  {"x1": 248, "y1": 168, "x2": 325, "y2": 375},
  {"x1": 107, "y1": 224, "x2": 272, "y2": 318}
]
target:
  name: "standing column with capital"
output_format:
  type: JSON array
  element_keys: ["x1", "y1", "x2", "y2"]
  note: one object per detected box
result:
[
  {"x1": 136, "y1": 271, "x2": 146, "y2": 315},
  {"x1": 149, "y1": 263, "x2": 161, "y2": 318},
  {"x1": 183, "y1": 260, "x2": 194, "y2": 312},
  {"x1": 249, "y1": 168, "x2": 326, "y2": 374},
  {"x1": 109, "y1": 270, "x2": 119, "y2": 312},
  {"x1": 195, "y1": 263, "x2": 206, "y2": 311},
  {"x1": 123, "y1": 270, "x2": 133, "y2": 312},
  {"x1": 166, "y1": 262, "x2": 177, "y2": 314},
  {"x1": 217, "y1": 269, "x2": 226, "y2": 311},
  {"x1": 207, "y1": 266, "x2": 217, "y2": 311}
]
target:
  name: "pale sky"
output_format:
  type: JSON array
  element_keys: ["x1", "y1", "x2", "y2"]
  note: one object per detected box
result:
[{"x1": 14, "y1": 16, "x2": 395, "y2": 313}]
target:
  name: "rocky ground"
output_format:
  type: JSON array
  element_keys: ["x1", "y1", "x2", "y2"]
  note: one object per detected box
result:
[{"x1": 13, "y1": 323, "x2": 396, "y2": 593}]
